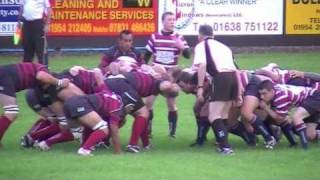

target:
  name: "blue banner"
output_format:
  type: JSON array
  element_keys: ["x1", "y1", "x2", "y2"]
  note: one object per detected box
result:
[{"x1": 0, "y1": 1, "x2": 20, "y2": 36}]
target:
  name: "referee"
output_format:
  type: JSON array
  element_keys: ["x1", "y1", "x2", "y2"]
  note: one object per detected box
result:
[{"x1": 18, "y1": 0, "x2": 51, "y2": 65}]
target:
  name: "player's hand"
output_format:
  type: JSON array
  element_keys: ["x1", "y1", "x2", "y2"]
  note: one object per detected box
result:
[
  {"x1": 259, "y1": 101, "x2": 268, "y2": 110},
  {"x1": 93, "y1": 68, "x2": 104, "y2": 84},
  {"x1": 234, "y1": 95, "x2": 243, "y2": 107},
  {"x1": 289, "y1": 70, "x2": 304, "y2": 78},
  {"x1": 174, "y1": 36, "x2": 185, "y2": 50},
  {"x1": 57, "y1": 78, "x2": 70, "y2": 88},
  {"x1": 44, "y1": 23, "x2": 50, "y2": 33},
  {"x1": 69, "y1": 66, "x2": 85, "y2": 76}
]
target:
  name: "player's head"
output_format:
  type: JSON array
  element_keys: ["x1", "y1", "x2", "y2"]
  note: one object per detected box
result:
[
  {"x1": 118, "y1": 30, "x2": 133, "y2": 52},
  {"x1": 258, "y1": 80, "x2": 275, "y2": 103},
  {"x1": 162, "y1": 12, "x2": 175, "y2": 32},
  {"x1": 198, "y1": 25, "x2": 214, "y2": 42},
  {"x1": 176, "y1": 70, "x2": 198, "y2": 94}
]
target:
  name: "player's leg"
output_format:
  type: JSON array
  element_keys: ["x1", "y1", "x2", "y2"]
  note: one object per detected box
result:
[
  {"x1": 144, "y1": 95, "x2": 157, "y2": 137},
  {"x1": 227, "y1": 106, "x2": 257, "y2": 146},
  {"x1": 190, "y1": 101, "x2": 210, "y2": 147},
  {"x1": 166, "y1": 96, "x2": 178, "y2": 137},
  {"x1": 35, "y1": 101, "x2": 74, "y2": 151},
  {"x1": 241, "y1": 95, "x2": 275, "y2": 149},
  {"x1": 292, "y1": 107, "x2": 311, "y2": 149},
  {"x1": 127, "y1": 106, "x2": 149, "y2": 153},
  {"x1": 34, "y1": 19, "x2": 45, "y2": 64},
  {"x1": 77, "y1": 112, "x2": 109, "y2": 156},
  {"x1": 209, "y1": 101, "x2": 233, "y2": 154},
  {"x1": 22, "y1": 21, "x2": 35, "y2": 61},
  {"x1": 0, "y1": 93, "x2": 18, "y2": 145}
]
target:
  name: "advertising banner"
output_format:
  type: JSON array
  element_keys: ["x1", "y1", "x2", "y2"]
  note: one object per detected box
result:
[
  {"x1": 158, "y1": 0, "x2": 284, "y2": 35},
  {"x1": 286, "y1": 0, "x2": 320, "y2": 34},
  {"x1": 49, "y1": 0, "x2": 158, "y2": 36},
  {"x1": 0, "y1": 0, "x2": 20, "y2": 36}
]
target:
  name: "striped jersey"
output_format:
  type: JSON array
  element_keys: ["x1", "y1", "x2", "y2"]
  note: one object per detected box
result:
[
  {"x1": 263, "y1": 67, "x2": 320, "y2": 89},
  {"x1": 0, "y1": 63, "x2": 47, "y2": 92},
  {"x1": 146, "y1": 31, "x2": 189, "y2": 66},
  {"x1": 271, "y1": 84, "x2": 317, "y2": 116}
]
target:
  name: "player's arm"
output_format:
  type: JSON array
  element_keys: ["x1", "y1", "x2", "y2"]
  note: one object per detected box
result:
[
  {"x1": 234, "y1": 70, "x2": 244, "y2": 106},
  {"x1": 176, "y1": 35, "x2": 191, "y2": 59},
  {"x1": 143, "y1": 50, "x2": 152, "y2": 64},
  {"x1": 109, "y1": 116, "x2": 121, "y2": 154},
  {"x1": 255, "y1": 69, "x2": 280, "y2": 82},
  {"x1": 290, "y1": 70, "x2": 320, "y2": 81},
  {"x1": 193, "y1": 43, "x2": 206, "y2": 103},
  {"x1": 260, "y1": 101, "x2": 286, "y2": 122},
  {"x1": 36, "y1": 71, "x2": 69, "y2": 88},
  {"x1": 304, "y1": 72, "x2": 320, "y2": 81},
  {"x1": 144, "y1": 35, "x2": 155, "y2": 64}
]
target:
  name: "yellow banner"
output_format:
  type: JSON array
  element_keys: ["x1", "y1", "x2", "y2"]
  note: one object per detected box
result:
[{"x1": 286, "y1": 0, "x2": 320, "y2": 34}]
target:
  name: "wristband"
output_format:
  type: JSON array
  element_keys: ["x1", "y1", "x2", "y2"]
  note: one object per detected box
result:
[{"x1": 57, "y1": 79, "x2": 63, "y2": 87}]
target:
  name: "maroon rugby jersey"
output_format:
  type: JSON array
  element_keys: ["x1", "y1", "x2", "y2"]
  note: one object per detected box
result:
[
  {"x1": 146, "y1": 31, "x2": 189, "y2": 66},
  {"x1": 124, "y1": 71, "x2": 161, "y2": 97},
  {"x1": 58, "y1": 69, "x2": 110, "y2": 94},
  {"x1": 89, "y1": 90, "x2": 123, "y2": 125},
  {"x1": 73, "y1": 70, "x2": 110, "y2": 94},
  {"x1": 8, "y1": 63, "x2": 47, "y2": 91}
]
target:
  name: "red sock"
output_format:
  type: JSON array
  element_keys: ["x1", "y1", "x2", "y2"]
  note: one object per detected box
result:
[
  {"x1": 129, "y1": 116, "x2": 147, "y2": 146},
  {"x1": 81, "y1": 127, "x2": 93, "y2": 146},
  {"x1": 82, "y1": 129, "x2": 107, "y2": 150},
  {"x1": 30, "y1": 122, "x2": 60, "y2": 141},
  {"x1": 45, "y1": 130, "x2": 74, "y2": 147},
  {"x1": 140, "y1": 122, "x2": 150, "y2": 147},
  {"x1": 27, "y1": 118, "x2": 51, "y2": 135},
  {"x1": 0, "y1": 116, "x2": 12, "y2": 142}
]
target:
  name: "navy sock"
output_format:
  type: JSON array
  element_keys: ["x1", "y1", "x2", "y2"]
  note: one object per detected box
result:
[
  {"x1": 147, "y1": 110, "x2": 153, "y2": 136},
  {"x1": 230, "y1": 121, "x2": 252, "y2": 145},
  {"x1": 202, "y1": 119, "x2": 210, "y2": 141},
  {"x1": 251, "y1": 115, "x2": 272, "y2": 142},
  {"x1": 168, "y1": 111, "x2": 177, "y2": 136},
  {"x1": 212, "y1": 119, "x2": 230, "y2": 149},
  {"x1": 280, "y1": 121, "x2": 297, "y2": 146},
  {"x1": 197, "y1": 117, "x2": 210, "y2": 144},
  {"x1": 195, "y1": 117, "x2": 201, "y2": 141},
  {"x1": 295, "y1": 123, "x2": 308, "y2": 149}
]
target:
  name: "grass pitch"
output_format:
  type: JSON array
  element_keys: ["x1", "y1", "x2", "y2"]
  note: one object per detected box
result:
[{"x1": 0, "y1": 52, "x2": 320, "y2": 180}]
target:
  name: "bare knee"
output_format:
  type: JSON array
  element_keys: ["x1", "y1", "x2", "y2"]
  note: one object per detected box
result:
[
  {"x1": 240, "y1": 107, "x2": 255, "y2": 122},
  {"x1": 306, "y1": 131, "x2": 316, "y2": 141},
  {"x1": 134, "y1": 107, "x2": 149, "y2": 119},
  {"x1": 3, "y1": 104, "x2": 19, "y2": 121}
]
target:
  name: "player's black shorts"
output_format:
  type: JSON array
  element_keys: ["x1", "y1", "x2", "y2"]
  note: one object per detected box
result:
[
  {"x1": 244, "y1": 75, "x2": 262, "y2": 99},
  {"x1": 301, "y1": 91, "x2": 320, "y2": 116},
  {"x1": 303, "y1": 113, "x2": 320, "y2": 124},
  {"x1": 210, "y1": 71, "x2": 238, "y2": 101},
  {"x1": 105, "y1": 78, "x2": 144, "y2": 113},
  {"x1": 0, "y1": 69, "x2": 16, "y2": 97},
  {"x1": 64, "y1": 96, "x2": 94, "y2": 120}
]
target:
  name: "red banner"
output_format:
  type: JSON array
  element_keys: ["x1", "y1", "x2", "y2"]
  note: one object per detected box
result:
[{"x1": 48, "y1": 0, "x2": 157, "y2": 36}]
